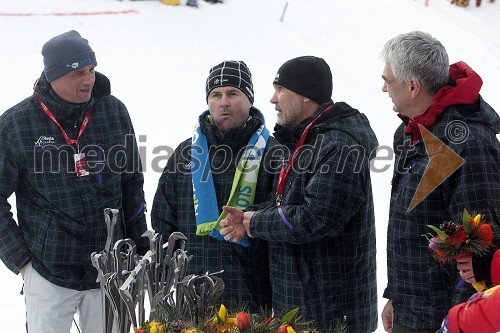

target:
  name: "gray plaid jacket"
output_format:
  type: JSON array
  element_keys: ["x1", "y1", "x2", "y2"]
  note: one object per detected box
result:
[
  {"x1": 151, "y1": 108, "x2": 278, "y2": 311},
  {"x1": 249, "y1": 101, "x2": 379, "y2": 332},
  {"x1": 0, "y1": 72, "x2": 148, "y2": 290}
]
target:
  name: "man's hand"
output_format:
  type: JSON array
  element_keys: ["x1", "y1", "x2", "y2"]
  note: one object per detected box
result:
[
  {"x1": 219, "y1": 206, "x2": 255, "y2": 243},
  {"x1": 381, "y1": 299, "x2": 394, "y2": 332},
  {"x1": 456, "y1": 253, "x2": 476, "y2": 283}
]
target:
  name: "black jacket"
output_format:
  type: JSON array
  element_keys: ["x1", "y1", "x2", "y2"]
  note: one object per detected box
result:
[
  {"x1": 0, "y1": 72, "x2": 148, "y2": 290},
  {"x1": 250, "y1": 101, "x2": 379, "y2": 333},
  {"x1": 385, "y1": 93, "x2": 500, "y2": 329}
]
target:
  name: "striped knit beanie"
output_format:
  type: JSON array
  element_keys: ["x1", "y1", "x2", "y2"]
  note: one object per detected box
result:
[{"x1": 206, "y1": 60, "x2": 254, "y2": 103}]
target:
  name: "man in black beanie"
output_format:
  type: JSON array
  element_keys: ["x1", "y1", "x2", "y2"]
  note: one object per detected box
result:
[
  {"x1": 221, "y1": 56, "x2": 379, "y2": 332},
  {"x1": 151, "y1": 60, "x2": 277, "y2": 312},
  {"x1": 0, "y1": 30, "x2": 148, "y2": 332}
]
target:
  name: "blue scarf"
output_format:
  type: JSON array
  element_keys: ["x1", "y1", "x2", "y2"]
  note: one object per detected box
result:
[{"x1": 192, "y1": 111, "x2": 270, "y2": 247}]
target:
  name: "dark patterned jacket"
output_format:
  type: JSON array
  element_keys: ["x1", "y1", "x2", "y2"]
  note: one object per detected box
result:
[
  {"x1": 384, "y1": 96, "x2": 500, "y2": 329},
  {"x1": 0, "y1": 72, "x2": 148, "y2": 290},
  {"x1": 248, "y1": 101, "x2": 379, "y2": 332},
  {"x1": 151, "y1": 107, "x2": 278, "y2": 311}
]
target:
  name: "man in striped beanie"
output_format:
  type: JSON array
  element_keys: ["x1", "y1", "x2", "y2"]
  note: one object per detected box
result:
[{"x1": 152, "y1": 60, "x2": 277, "y2": 311}]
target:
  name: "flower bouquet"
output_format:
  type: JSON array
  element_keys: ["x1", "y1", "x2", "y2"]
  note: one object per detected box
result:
[
  {"x1": 424, "y1": 208, "x2": 494, "y2": 291},
  {"x1": 134, "y1": 304, "x2": 348, "y2": 333}
]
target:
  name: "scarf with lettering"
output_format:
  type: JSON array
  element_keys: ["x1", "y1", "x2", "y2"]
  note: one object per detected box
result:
[{"x1": 192, "y1": 111, "x2": 270, "y2": 247}]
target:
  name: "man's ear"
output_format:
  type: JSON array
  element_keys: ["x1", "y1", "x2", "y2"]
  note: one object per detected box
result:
[{"x1": 409, "y1": 79, "x2": 421, "y2": 98}]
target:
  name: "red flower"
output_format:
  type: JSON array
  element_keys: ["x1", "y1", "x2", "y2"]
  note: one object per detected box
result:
[
  {"x1": 278, "y1": 325, "x2": 290, "y2": 333},
  {"x1": 478, "y1": 224, "x2": 493, "y2": 243},
  {"x1": 447, "y1": 230, "x2": 467, "y2": 248},
  {"x1": 236, "y1": 311, "x2": 251, "y2": 331}
]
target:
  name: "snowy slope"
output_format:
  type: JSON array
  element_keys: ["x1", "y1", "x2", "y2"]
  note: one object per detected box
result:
[{"x1": 0, "y1": 0, "x2": 499, "y2": 331}]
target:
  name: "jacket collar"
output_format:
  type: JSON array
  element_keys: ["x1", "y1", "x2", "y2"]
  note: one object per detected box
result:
[
  {"x1": 33, "y1": 71, "x2": 111, "y2": 125},
  {"x1": 405, "y1": 61, "x2": 483, "y2": 143},
  {"x1": 273, "y1": 100, "x2": 358, "y2": 149},
  {"x1": 199, "y1": 106, "x2": 265, "y2": 149}
]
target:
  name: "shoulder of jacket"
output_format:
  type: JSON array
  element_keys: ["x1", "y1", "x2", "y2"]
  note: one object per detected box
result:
[
  {"x1": 316, "y1": 125, "x2": 358, "y2": 145},
  {"x1": 265, "y1": 135, "x2": 279, "y2": 147},
  {"x1": 93, "y1": 96, "x2": 129, "y2": 121},
  {"x1": 0, "y1": 96, "x2": 35, "y2": 128}
]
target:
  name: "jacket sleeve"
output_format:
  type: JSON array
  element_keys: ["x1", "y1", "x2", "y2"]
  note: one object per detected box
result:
[
  {"x1": 118, "y1": 103, "x2": 148, "y2": 252},
  {"x1": 249, "y1": 141, "x2": 368, "y2": 243},
  {"x1": 0, "y1": 122, "x2": 31, "y2": 274},
  {"x1": 150, "y1": 144, "x2": 183, "y2": 238},
  {"x1": 448, "y1": 286, "x2": 500, "y2": 333}
]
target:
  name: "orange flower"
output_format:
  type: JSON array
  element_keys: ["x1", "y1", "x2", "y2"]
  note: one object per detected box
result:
[{"x1": 478, "y1": 224, "x2": 493, "y2": 243}]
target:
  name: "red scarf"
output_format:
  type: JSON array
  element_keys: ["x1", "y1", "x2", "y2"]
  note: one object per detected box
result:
[{"x1": 405, "y1": 61, "x2": 483, "y2": 143}]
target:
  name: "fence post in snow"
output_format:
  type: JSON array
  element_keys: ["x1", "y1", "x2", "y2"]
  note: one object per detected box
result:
[{"x1": 280, "y1": 1, "x2": 288, "y2": 22}]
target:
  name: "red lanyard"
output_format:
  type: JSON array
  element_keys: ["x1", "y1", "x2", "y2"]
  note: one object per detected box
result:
[
  {"x1": 37, "y1": 98, "x2": 92, "y2": 150},
  {"x1": 275, "y1": 104, "x2": 333, "y2": 206}
]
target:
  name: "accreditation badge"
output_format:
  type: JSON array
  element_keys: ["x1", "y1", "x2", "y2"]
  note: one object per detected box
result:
[{"x1": 74, "y1": 152, "x2": 90, "y2": 177}]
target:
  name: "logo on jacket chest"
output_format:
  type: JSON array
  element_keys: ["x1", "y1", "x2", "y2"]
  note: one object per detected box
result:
[{"x1": 34, "y1": 135, "x2": 56, "y2": 146}]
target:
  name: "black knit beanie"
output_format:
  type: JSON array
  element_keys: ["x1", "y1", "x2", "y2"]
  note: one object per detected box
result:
[
  {"x1": 206, "y1": 60, "x2": 254, "y2": 103},
  {"x1": 273, "y1": 56, "x2": 332, "y2": 104},
  {"x1": 42, "y1": 30, "x2": 97, "y2": 82}
]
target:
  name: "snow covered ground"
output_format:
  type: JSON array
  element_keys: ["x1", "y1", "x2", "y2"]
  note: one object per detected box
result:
[{"x1": 0, "y1": 0, "x2": 499, "y2": 331}]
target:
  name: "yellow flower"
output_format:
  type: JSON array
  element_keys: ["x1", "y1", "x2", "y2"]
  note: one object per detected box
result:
[
  {"x1": 212, "y1": 304, "x2": 236, "y2": 326},
  {"x1": 474, "y1": 213, "x2": 482, "y2": 226},
  {"x1": 148, "y1": 321, "x2": 165, "y2": 333},
  {"x1": 181, "y1": 330, "x2": 199, "y2": 333},
  {"x1": 286, "y1": 326, "x2": 296, "y2": 333}
]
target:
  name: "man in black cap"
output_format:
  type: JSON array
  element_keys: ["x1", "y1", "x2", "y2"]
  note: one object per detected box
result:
[
  {"x1": 151, "y1": 60, "x2": 277, "y2": 311},
  {"x1": 0, "y1": 30, "x2": 148, "y2": 332},
  {"x1": 220, "y1": 56, "x2": 379, "y2": 332}
]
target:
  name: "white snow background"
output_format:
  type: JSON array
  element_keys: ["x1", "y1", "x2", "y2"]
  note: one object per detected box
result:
[{"x1": 0, "y1": 0, "x2": 499, "y2": 332}]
